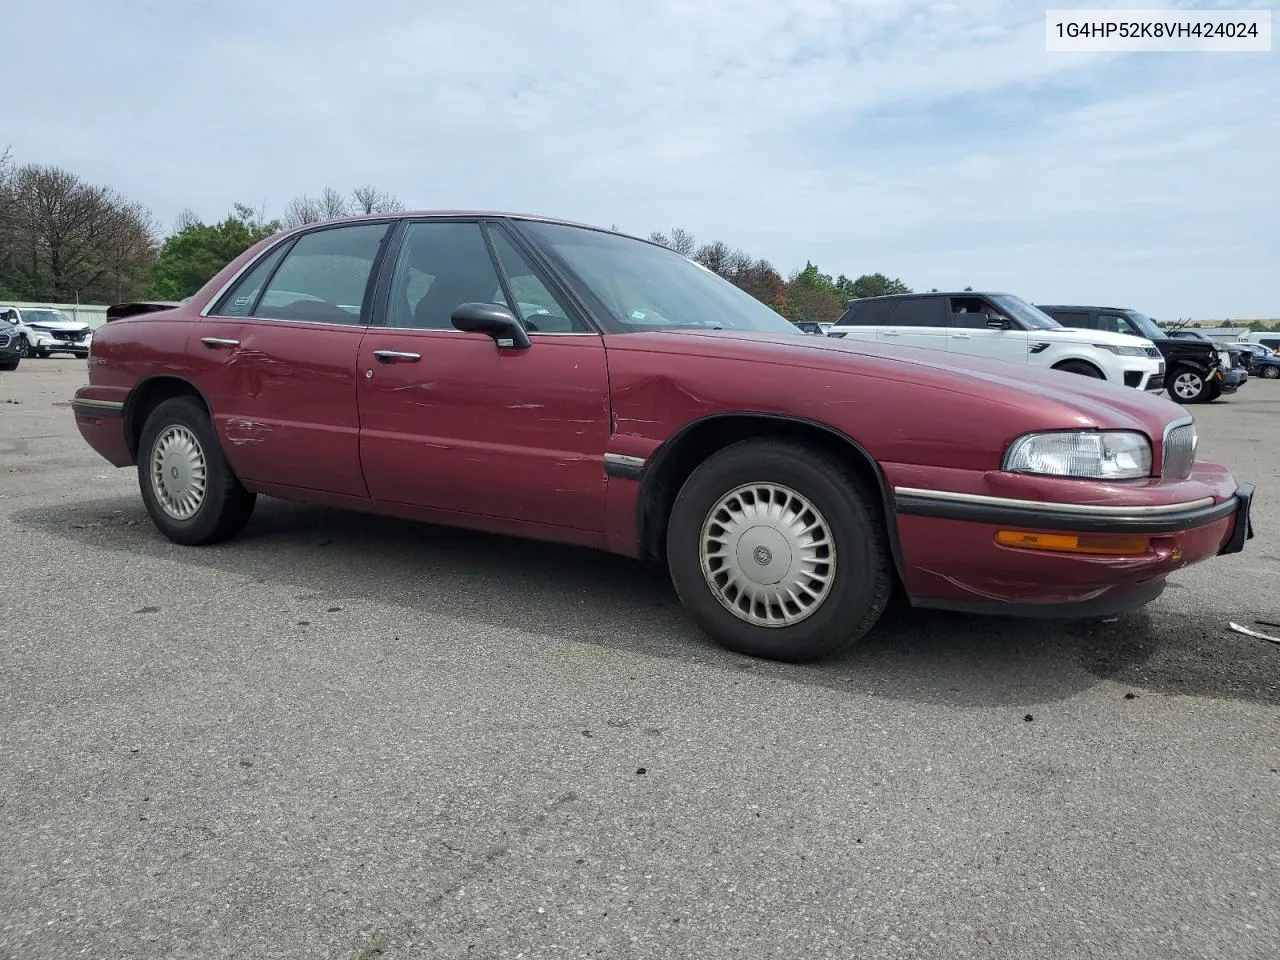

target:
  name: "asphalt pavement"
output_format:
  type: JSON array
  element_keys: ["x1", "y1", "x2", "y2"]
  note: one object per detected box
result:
[{"x1": 2, "y1": 359, "x2": 1278, "y2": 959}]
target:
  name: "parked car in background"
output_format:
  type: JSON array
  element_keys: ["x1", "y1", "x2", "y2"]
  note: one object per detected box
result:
[
  {"x1": 1165, "y1": 327, "x2": 1252, "y2": 370},
  {"x1": 1038, "y1": 305, "x2": 1246, "y2": 404},
  {"x1": 0, "y1": 318, "x2": 24, "y2": 370},
  {"x1": 792, "y1": 320, "x2": 833, "y2": 336},
  {"x1": 827, "y1": 291, "x2": 1166, "y2": 392},
  {"x1": 1, "y1": 307, "x2": 36, "y2": 359},
  {"x1": 69, "y1": 211, "x2": 1254, "y2": 663},
  {"x1": 1232, "y1": 343, "x2": 1280, "y2": 379},
  {"x1": 0, "y1": 306, "x2": 93, "y2": 358},
  {"x1": 1239, "y1": 332, "x2": 1280, "y2": 353}
]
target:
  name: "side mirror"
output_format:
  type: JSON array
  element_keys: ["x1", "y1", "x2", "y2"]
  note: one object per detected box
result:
[
  {"x1": 986, "y1": 315, "x2": 1010, "y2": 329},
  {"x1": 451, "y1": 302, "x2": 531, "y2": 349}
]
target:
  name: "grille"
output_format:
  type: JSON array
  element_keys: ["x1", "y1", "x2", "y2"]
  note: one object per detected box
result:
[
  {"x1": 52, "y1": 330, "x2": 85, "y2": 342},
  {"x1": 1162, "y1": 422, "x2": 1197, "y2": 480},
  {"x1": 0, "y1": 333, "x2": 10, "y2": 349},
  {"x1": 1144, "y1": 346, "x2": 1162, "y2": 358}
]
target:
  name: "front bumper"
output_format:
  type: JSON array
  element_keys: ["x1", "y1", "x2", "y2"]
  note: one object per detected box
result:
[
  {"x1": 34, "y1": 333, "x2": 91, "y2": 355},
  {"x1": 890, "y1": 472, "x2": 1254, "y2": 617},
  {"x1": 1118, "y1": 357, "x2": 1163, "y2": 392},
  {"x1": 1215, "y1": 367, "x2": 1247, "y2": 393}
]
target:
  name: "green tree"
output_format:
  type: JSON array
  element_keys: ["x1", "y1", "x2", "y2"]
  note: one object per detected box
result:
[
  {"x1": 786, "y1": 261, "x2": 845, "y2": 321},
  {"x1": 847, "y1": 272, "x2": 911, "y2": 299},
  {"x1": 149, "y1": 204, "x2": 280, "y2": 299}
]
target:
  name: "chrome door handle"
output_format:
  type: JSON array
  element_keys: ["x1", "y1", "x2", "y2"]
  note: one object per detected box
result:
[
  {"x1": 201, "y1": 337, "x2": 240, "y2": 349},
  {"x1": 372, "y1": 350, "x2": 421, "y2": 363},
  {"x1": 952, "y1": 333, "x2": 971, "y2": 339},
  {"x1": 881, "y1": 330, "x2": 900, "y2": 337}
]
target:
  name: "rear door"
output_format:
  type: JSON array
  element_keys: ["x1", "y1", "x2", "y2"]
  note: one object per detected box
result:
[
  {"x1": 355, "y1": 218, "x2": 611, "y2": 531},
  {"x1": 190, "y1": 220, "x2": 394, "y2": 496},
  {"x1": 879, "y1": 296, "x2": 948, "y2": 353},
  {"x1": 946, "y1": 294, "x2": 1030, "y2": 364},
  {"x1": 827, "y1": 298, "x2": 892, "y2": 342}
]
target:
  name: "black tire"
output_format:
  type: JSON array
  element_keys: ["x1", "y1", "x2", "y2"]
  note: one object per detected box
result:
[
  {"x1": 19, "y1": 336, "x2": 32, "y2": 358},
  {"x1": 1167, "y1": 366, "x2": 1210, "y2": 403},
  {"x1": 1054, "y1": 360, "x2": 1105, "y2": 379},
  {"x1": 137, "y1": 396, "x2": 256, "y2": 545},
  {"x1": 1205, "y1": 382, "x2": 1223, "y2": 402},
  {"x1": 1262, "y1": 365, "x2": 1280, "y2": 380},
  {"x1": 665, "y1": 438, "x2": 893, "y2": 663},
  {"x1": 0, "y1": 357, "x2": 17, "y2": 372}
]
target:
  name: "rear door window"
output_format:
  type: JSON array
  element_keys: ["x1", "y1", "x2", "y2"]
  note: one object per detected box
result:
[
  {"x1": 886, "y1": 297, "x2": 944, "y2": 327},
  {"x1": 251, "y1": 222, "x2": 392, "y2": 324}
]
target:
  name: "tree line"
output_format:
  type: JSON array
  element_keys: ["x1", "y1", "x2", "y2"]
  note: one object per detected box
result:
[{"x1": 0, "y1": 149, "x2": 405, "y2": 306}]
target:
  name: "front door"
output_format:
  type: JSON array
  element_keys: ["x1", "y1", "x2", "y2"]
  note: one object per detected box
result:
[
  {"x1": 356, "y1": 219, "x2": 611, "y2": 532},
  {"x1": 877, "y1": 296, "x2": 949, "y2": 354},
  {"x1": 189, "y1": 220, "x2": 394, "y2": 496},
  {"x1": 946, "y1": 294, "x2": 1030, "y2": 364}
]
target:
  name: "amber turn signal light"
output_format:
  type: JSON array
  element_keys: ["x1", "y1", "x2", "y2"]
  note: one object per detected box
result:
[{"x1": 994, "y1": 530, "x2": 1151, "y2": 556}]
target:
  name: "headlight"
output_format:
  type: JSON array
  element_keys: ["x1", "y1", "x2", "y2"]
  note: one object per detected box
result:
[
  {"x1": 1004, "y1": 431, "x2": 1152, "y2": 480},
  {"x1": 1093, "y1": 344, "x2": 1148, "y2": 357}
]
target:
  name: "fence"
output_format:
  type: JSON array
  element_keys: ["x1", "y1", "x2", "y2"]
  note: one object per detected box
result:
[{"x1": 1, "y1": 301, "x2": 111, "y2": 329}]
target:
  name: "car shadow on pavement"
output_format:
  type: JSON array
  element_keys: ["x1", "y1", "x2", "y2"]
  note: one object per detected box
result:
[{"x1": 12, "y1": 495, "x2": 1280, "y2": 709}]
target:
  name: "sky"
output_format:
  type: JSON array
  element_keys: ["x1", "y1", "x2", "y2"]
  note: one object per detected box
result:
[{"x1": 3, "y1": 0, "x2": 1276, "y2": 319}]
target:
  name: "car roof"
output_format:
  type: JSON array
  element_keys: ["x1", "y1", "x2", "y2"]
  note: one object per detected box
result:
[
  {"x1": 278, "y1": 209, "x2": 638, "y2": 238},
  {"x1": 846, "y1": 291, "x2": 1015, "y2": 304},
  {"x1": 1036, "y1": 304, "x2": 1134, "y2": 312}
]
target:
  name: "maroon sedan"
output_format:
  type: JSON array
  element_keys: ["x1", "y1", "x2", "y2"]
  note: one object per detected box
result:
[{"x1": 73, "y1": 213, "x2": 1255, "y2": 662}]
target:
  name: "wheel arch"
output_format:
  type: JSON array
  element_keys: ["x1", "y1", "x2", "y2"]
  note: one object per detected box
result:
[
  {"x1": 634, "y1": 412, "x2": 907, "y2": 587},
  {"x1": 1050, "y1": 356, "x2": 1107, "y2": 379},
  {"x1": 124, "y1": 375, "x2": 211, "y2": 460}
]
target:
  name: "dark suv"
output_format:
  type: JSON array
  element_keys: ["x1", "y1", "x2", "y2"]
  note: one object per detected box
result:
[{"x1": 1037, "y1": 305, "x2": 1245, "y2": 404}]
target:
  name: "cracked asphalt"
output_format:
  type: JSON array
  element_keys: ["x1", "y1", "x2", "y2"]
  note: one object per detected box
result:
[{"x1": 2, "y1": 360, "x2": 1278, "y2": 959}]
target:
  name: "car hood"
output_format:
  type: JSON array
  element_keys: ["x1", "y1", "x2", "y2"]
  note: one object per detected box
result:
[
  {"x1": 26, "y1": 320, "x2": 89, "y2": 331},
  {"x1": 611, "y1": 329, "x2": 1188, "y2": 434}
]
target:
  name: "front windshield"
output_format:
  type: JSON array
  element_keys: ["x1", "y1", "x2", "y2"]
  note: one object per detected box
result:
[
  {"x1": 989, "y1": 294, "x2": 1061, "y2": 330},
  {"x1": 23, "y1": 309, "x2": 74, "y2": 324},
  {"x1": 1121, "y1": 310, "x2": 1165, "y2": 340},
  {"x1": 514, "y1": 221, "x2": 800, "y2": 335}
]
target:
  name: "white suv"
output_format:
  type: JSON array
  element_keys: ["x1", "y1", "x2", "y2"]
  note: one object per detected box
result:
[{"x1": 825, "y1": 291, "x2": 1165, "y2": 392}]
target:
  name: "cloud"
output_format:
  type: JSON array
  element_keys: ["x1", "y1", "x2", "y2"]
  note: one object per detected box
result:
[{"x1": 4, "y1": 0, "x2": 1276, "y2": 317}]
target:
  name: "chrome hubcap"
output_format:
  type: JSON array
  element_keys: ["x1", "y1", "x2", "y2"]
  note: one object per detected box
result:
[
  {"x1": 1263, "y1": 366, "x2": 1279, "y2": 379},
  {"x1": 699, "y1": 482, "x2": 836, "y2": 628},
  {"x1": 1174, "y1": 372, "x2": 1202, "y2": 399},
  {"x1": 150, "y1": 424, "x2": 207, "y2": 520}
]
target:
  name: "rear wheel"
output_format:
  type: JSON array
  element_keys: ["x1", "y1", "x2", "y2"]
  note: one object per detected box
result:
[
  {"x1": 1054, "y1": 360, "x2": 1105, "y2": 379},
  {"x1": 665, "y1": 438, "x2": 893, "y2": 663},
  {"x1": 1168, "y1": 367, "x2": 1210, "y2": 403},
  {"x1": 137, "y1": 396, "x2": 256, "y2": 545}
]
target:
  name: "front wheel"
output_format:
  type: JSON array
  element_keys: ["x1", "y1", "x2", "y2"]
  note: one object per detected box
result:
[
  {"x1": 137, "y1": 396, "x2": 256, "y2": 545},
  {"x1": 665, "y1": 438, "x2": 893, "y2": 663},
  {"x1": 1168, "y1": 367, "x2": 1210, "y2": 403},
  {"x1": 19, "y1": 336, "x2": 33, "y2": 358},
  {"x1": 1262, "y1": 365, "x2": 1280, "y2": 380}
]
